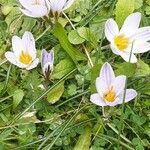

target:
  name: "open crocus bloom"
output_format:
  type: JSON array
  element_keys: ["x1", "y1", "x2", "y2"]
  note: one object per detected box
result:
[
  {"x1": 5, "y1": 32, "x2": 39, "y2": 70},
  {"x1": 90, "y1": 62, "x2": 137, "y2": 106},
  {"x1": 49, "y1": 0, "x2": 74, "y2": 17},
  {"x1": 19, "y1": 0, "x2": 50, "y2": 18},
  {"x1": 105, "y1": 12, "x2": 150, "y2": 63},
  {"x1": 41, "y1": 49, "x2": 54, "y2": 78}
]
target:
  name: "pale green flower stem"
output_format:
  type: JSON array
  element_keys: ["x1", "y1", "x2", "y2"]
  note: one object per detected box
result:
[{"x1": 117, "y1": 41, "x2": 135, "y2": 148}]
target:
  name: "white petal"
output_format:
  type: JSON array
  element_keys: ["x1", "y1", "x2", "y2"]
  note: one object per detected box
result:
[
  {"x1": 105, "y1": 19, "x2": 119, "y2": 42},
  {"x1": 22, "y1": 31, "x2": 36, "y2": 59},
  {"x1": 20, "y1": 6, "x2": 48, "y2": 18},
  {"x1": 28, "y1": 5, "x2": 49, "y2": 17},
  {"x1": 19, "y1": 0, "x2": 48, "y2": 9},
  {"x1": 5, "y1": 52, "x2": 18, "y2": 66},
  {"x1": 120, "y1": 52, "x2": 137, "y2": 63},
  {"x1": 45, "y1": 0, "x2": 51, "y2": 11},
  {"x1": 117, "y1": 89, "x2": 137, "y2": 104},
  {"x1": 19, "y1": 0, "x2": 50, "y2": 18},
  {"x1": 41, "y1": 49, "x2": 47, "y2": 68},
  {"x1": 113, "y1": 75, "x2": 126, "y2": 95},
  {"x1": 26, "y1": 58, "x2": 39, "y2": 70},
  {"x1": 99, "y1": 62, "x2": 115, "y2": 86},
  {"x1": 63, "y1": 0, "x2": 74, "y2": 10},
  {"x1": 12, "y1": 36, "x2": 24, "y2": 58},
  {"x1": 20, "y1": 8, "x2": 35, "y2": 17},
  {"x1": 110, "y1": 44, "x2": 120, "y2": 55},
  {"x1": 120, "y1": 12, "x2": 141, "y2": 36},
  {"x1": 131, "y1": 27, "x2": 150, "y2": 42},
  {"x1": 50, "y1": 0, "x2": 65, "y2": 12},
  {"x1": 5, "y1": 52, "x2": 26, "y2": 68},
  {"x1": 90, "y1": 93, "x2": 106, "y2": 106},
  {"x1": 22, "y1": 31, "x2": 35, "y2": 48},
  {"x1": 96, "y1": 77, "x2": 108, "y2": 97},
  {"x1": 133, "y1": 41, "x2": 150, "y2": 53},
  {"x1": 19, "y1": 0, "x2": 32, "y2": 8}
]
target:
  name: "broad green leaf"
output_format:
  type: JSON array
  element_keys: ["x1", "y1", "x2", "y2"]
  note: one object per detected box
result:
[
  {"x1": 77, "y1": 27, "x2": 97, "y2": 47},
  {"x1": 67, "y1": 84, "x2": 77, "y2": 96},
  {"x1": 1, "y1": 5, "x2": 13, "y2": 15},
  {"x1": 115, "y1": 62, "x2": 136, "y2": 77},
  {"x1": 68, "y1": 30, "x2": 85, "y2": 45},
  {"x1": 1, "y1": 0, "x2": 18, "y2": 5},
  {"x1": 115, "y1": 0, "x2": 135, "y2": 27},
  {"x1": 145, "y1": 6, "x2": 150, "y2": 15},
  {"x1": 5, "y1": 7, "x2": 22, "y2": 34},
  {"x1": 58, "y1": 17, "x2": 68, "y2": 27},
  {"x1": 52, "y1": 23, "x2": 86, "y2": 65},
  {"x1": 146, "y1": 0, "x2": 150, "y2": 5},
  {"x1": 19, "y1": 17, "x2": 37, "y2": 34},
  {"x1": 71, "y1": 15, "x2": 81, "y2": 22},
  {"x1": 47, "y1": 82, "x2": 64, "y2": 104},
  {"x1": 51, "y1": 59, "x2": 75, "y2": 79},
  {"x1": 89, "y1": 16, "x2": 106, "y2": 41},
  {"x1": 135, "y1": 60, "x2": 150, "y2": 76},
  {"x1": 73, "y1": 126, "x2": 91, "y2": 150},
  {"x1": 13, "y1": 89, "x2": 24, "y2": 109},
  {"x1": 134, "y1": 0, "x2": 143, "y2": 9}
]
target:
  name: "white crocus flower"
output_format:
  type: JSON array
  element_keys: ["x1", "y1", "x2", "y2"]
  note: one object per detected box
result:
[
  {"x1": 105, "y1": 12, "x2": 150, "y2": 63},
  {"x1": 19, "y1": 0, "x2": 50, "y2": 18},
  {"x1": 5, "y1": 32, "x2": 39, "y2": 70},
  {"x1": 90, "y1": 62, "x2": 137, "y2": 106},
  {"x1": 49, "y1": 0, "x2": 74, "y2": 17}
]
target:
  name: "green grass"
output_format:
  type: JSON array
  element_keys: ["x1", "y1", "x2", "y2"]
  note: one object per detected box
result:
[{"x1": 0, "y1": 0, "x2": 150, "y2": 149}]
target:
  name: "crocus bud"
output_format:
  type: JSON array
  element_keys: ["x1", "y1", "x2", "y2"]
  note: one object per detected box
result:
[{"x1": 41, "y1": 49, "x2": 54, "y2": 79}]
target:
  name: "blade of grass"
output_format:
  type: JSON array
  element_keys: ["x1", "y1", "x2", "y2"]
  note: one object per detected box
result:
[
  {"x1": 1, "y1": 64, "x2": 12, "y2": 96},
  {"x1": 35, "y1": 25, "x2": 51, "y2": 41},
  {"x1": 117, "y1": 41, "x2": 135, "y2": 148},
  {"x1": 97, "y1": 134, "x2": 134, "y2": 150},
  {"x1": 56, "y1": 89, "x2": 90, "y2": 107}
]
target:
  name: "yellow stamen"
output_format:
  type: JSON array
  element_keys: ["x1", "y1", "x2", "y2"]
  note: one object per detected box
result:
[
  {"x1": 104, "y1": 87, "x2": 116, "y2": 102},
  {"x1": 114, "y1": 35, "x2": 129, "y2": 51},
  {"x1": 19, "y1": 51, "x2": 32, "y2": 65}
]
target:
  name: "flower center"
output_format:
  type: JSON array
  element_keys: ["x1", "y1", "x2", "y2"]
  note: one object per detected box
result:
[
  {"x1": 104, "y1": 88, "x2": 116, "y2": 102},
  {"x1": 114, "y1": 35, "x2": 129, "y2": 51},
  {"x1": 19, "y1": 51, "x2": 32, "y2": 65}
]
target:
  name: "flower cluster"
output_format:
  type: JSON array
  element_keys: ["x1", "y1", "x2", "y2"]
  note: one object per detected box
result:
[
  {"x1": 5, "y1": 1, "x2": 150, "y2": 107},
  {"x1": 5, "y1": 32, "x2": 54, "y2": 79},
  {"x1": 19, "y1": 0, "x2": 74, "y2": 18}
]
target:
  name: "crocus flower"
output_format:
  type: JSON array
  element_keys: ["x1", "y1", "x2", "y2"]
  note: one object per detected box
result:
[
  {"x1": 105, "y1": 12, "x2": 150, "y2": 63},
  {"x1": 41, "y1": 49, "x2": 54, "y2": 79},
  {"x1": 49, "y1": 0, "x2": 74, "y2": 17},
  {"x1": 90, "y1": 62, "x2": 137, "y2": 106},
  {"x1": 5, "y1": 32, "x2": 39, "y2": 70},
  {"x1": 19, "y1": 0, "x2": 50, "y2": 18}
]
